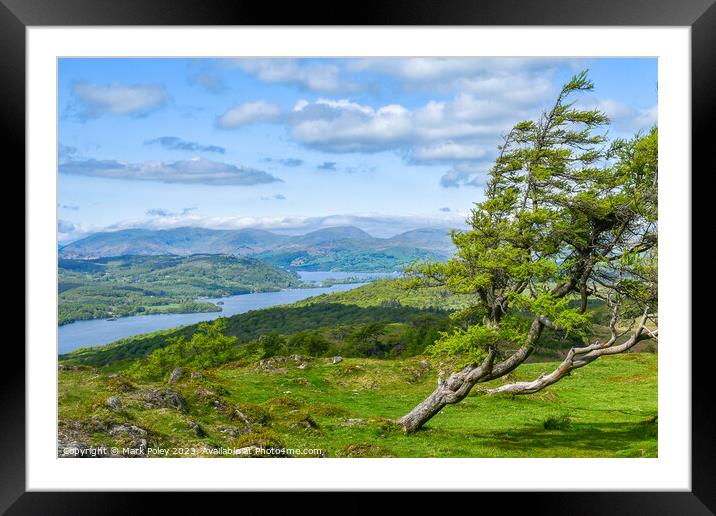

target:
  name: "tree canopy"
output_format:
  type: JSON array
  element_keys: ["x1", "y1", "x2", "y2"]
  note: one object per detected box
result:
[{"x1": 399, "y1": 70, "x2": 658, "y2": 432}]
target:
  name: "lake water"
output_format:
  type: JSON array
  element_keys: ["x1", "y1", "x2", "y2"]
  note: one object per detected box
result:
[{"x1": 58, "y1": 282, "x2": 364, "y2": 354}]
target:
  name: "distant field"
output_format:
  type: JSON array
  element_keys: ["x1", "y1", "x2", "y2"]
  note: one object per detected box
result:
[{"x1": 58, "y1": 353, "x2": 657, "y2": 458}]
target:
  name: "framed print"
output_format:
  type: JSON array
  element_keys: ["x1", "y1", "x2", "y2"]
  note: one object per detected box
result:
[{"x1": 6, "y1": 0, "x2": 713, "y2": 512}]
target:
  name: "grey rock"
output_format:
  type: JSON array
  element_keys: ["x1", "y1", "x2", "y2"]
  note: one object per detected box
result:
[
  {"x1": 108, "y1": 423, "x2": 148, "y2": 453},
  {"x1": 57, "y1": 441, "x2": 90, "y2": 458},
  {"x1": 108, "y1": 423, "x2": 147, "y2": 437},
  {"x1": 219, "y1": 426, "x2": 251, "y2": 437},
  {"x1": 142, "y1": 389, "x2": 187, "y2": 412},
  {"x1": 189, "y1": 421, "x2": 206, "y2": 437},
  {"x1": 106, "y1": 396, "x2": 122, "y2": 410},
  {"x1": 168, "y1": 367, "x2": 184, "y2": 384},
  {"x1": 58, "y1": 364, "x2": 84, "y2": 372},
  {"x1": 332, "y1": 356, "x2": 343, "y2": 364}
]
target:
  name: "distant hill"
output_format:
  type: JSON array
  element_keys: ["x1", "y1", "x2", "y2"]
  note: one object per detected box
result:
[
  {"x1": 59, "y1": 226, "x2": 456, "y2": 271},
  {"x1": 384, "y1": 228, "x2": 455, "y2": 251},
  {"x1": 58, "y1": 254, "x2": 302, "y2": 325},
  {"x1": 59, "y1": 227, "x2": 290, "y2": 258}
]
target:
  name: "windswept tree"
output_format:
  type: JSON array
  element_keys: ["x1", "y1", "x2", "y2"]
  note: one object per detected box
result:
[{"x1": 398, "y1": 71, "x2": 658, "y2": 433}]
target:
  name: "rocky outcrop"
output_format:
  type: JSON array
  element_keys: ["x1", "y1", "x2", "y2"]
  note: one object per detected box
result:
[
  {"x1": 219, "y1": 426, "x2": 251, "y2": 438},
  {"x1": 258, "y1": 355, "x2": 310, "y2": 373},
  {"x1": 168, "y1": 367, "x2": 184, "y2": 384},
  {"x1": 188, "y1": 421, "x2": 206, "y2": 437},
  {"x1": 57, "y1": 440, "x2": 92, "y2": 458},
  {"x1": 142, "y1": 389, "x2": 187, "y2": 412},
  {"x1": 108, "y1": 423, "x2": 148, "y2": 453},
  {"x1": 105, "y1": 396, "x2": 122, "y2": 410}
]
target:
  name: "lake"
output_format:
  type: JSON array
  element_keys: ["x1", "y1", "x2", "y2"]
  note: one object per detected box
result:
[{"x1": 58, "y1": 282, "x2": 365, "y2": 354}]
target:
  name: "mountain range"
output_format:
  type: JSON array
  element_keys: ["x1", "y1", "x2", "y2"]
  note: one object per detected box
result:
[{"x1": 59, "y1": 226, "x2": 456, "y2": 272}]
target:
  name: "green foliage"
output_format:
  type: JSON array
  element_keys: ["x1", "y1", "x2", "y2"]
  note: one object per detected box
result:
[
  {"x1": 255, "y1": 333, "x2": 288, "y2": 359},
  {"x1": 61, "y1": 279, "x2": 460, "y2": 367},
  {"x1": 294, "y1": 278, "x2": 470, "y2": 311},
  {"x1": 512, "y1": 292, "x2": 591, "y2": 339},
  {"x1": 428, "y1": 316, "x2": 528, "y2": 365},
  {"x1": 406, "y1": 71, "x2": 658, "y2": 370},
  {"x1": 127, "y1": 319, "x2": 238, "y2": 380},
  {"x1": 254, "y1": 246, "x2": 447, "y2": 272},
  {"x1": 58, "y1": 254, "x2": 302, "y2": 325},
  {"x1": 287, "y1": 331, "x2": 330, "y2": 356},
  {"x1": 543, "y1": 414, "x2": 572, "y2": 431}
]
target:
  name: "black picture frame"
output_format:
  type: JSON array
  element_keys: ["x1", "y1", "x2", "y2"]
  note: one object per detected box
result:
[{"x1": 6, "y1": 0, "x2": 712, "y2": 513}]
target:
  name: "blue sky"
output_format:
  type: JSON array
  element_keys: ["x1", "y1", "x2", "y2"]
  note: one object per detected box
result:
[{"x1": 58, "y1": 57, "x2": 657, "y2": 242}]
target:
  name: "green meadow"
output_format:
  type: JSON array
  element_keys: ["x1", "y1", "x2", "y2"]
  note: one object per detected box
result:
[{"x1": 58, "y1": 352, "x2": 657, "y2": 458}]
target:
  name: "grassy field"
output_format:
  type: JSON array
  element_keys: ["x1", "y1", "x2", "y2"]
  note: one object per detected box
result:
[{"x1": 58, "y1": 352, "x2": 657, "y2": 458}]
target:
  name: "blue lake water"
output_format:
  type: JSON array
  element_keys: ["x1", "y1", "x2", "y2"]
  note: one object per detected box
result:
[{"x1": 58, "y1": 282, "x2": 364, "y2": 354}]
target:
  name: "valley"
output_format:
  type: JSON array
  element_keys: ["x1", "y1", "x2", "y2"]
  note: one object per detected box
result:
[{"x1": 58, "y1": 254, "x2": 303, "y2": 325}]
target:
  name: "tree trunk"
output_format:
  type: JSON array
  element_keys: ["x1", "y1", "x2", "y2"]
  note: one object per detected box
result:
[
  {"x1": 397, "y1": 317, "x2": 545, "y2": 433},
  {"x1": 397, "y1": 348, "x2": 496, "y2": 433},
  {"x1": 396, "y1": 310, "x2": 656, "y2": 433},
  {"x1": 396, "y1": 386, "x2": 457, "y2": 434}
]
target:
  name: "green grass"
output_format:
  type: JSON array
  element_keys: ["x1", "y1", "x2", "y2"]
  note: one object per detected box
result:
[{"x1": 58, "y1": 352, "x2": 657, "y2": 458}]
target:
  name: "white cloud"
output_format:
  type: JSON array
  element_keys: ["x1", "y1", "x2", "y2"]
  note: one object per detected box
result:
[
  {"x1": 59, "y1": 157, "x2": 282, "y2": 186},
  {"x1": 578, "y1": 99, "x2": 657, "y2": 132},
  {"x1": 209, "y1": 58, "x2": 655, "y2": 189},
  {"x1": 86, "y1": 212, "x2": 470, "y2": 240},
  {"x1": 629, "y1": 105, "x2": 658, "y2": 130},
  {"x1": 146, "y1": 208, "x2": 174, "y2": 217},
  {"x1": 217, "y1": 100, "x2": 281, "y2": 128},
  {"x1": 226, "y1": 59, "x2": 360, "y2": 93},
  {"x1": 293, "y1": 99, "x2": 309, "y2": 111},
  {"x1": 286, "y1": 94, "x2": 522, "y2": 154},
  {"x1": 68, "y1": 82, "x2": 167, "y2": 119},
  {"x1": 58, "y1": 219, "x2": 95, "y2": 243},
  {"x1": 144, "y1": 136, "x2": 225, "y2": 154},
  {"x1": 189, "y1": 72, "x2": 227, "y2": 94},
  {"x1": 348, "y1": 57, "x2": 567, "y2": 93},
  {"x1": 439, "y1": 163, "x2": 488, "y2": 188},
  {"x1": 411, "y1": 142, "x2": 488, "y2": 162}
]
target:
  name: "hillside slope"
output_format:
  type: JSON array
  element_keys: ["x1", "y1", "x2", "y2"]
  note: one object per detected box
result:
[
  {"x1": 59, "y1": 254, "x2": 302, "y2": 325},
  {"x1": 58, "y1": 353, "x2": 657, "y2": 458}
]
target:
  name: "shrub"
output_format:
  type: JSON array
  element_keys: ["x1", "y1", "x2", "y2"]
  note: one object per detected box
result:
[
  {"x1": 335, "y1": 443, "x2": 396, "y2": 458},
  {"x1": 127, "y1": 319, "x2": 238, "y2": 380},
  {"x1": 543, "y1": 414, "x2": 572, "y2": 430}
]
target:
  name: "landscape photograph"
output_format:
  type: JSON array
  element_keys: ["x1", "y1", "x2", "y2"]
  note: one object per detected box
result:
[{"x1": 57, "y1": 56, "x2": 658, "y2": 459}]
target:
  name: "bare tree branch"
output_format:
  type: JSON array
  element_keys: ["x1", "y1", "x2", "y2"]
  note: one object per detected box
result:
[{"x1": 483, "y1": 309, "x2": 656, "y2": 396}]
